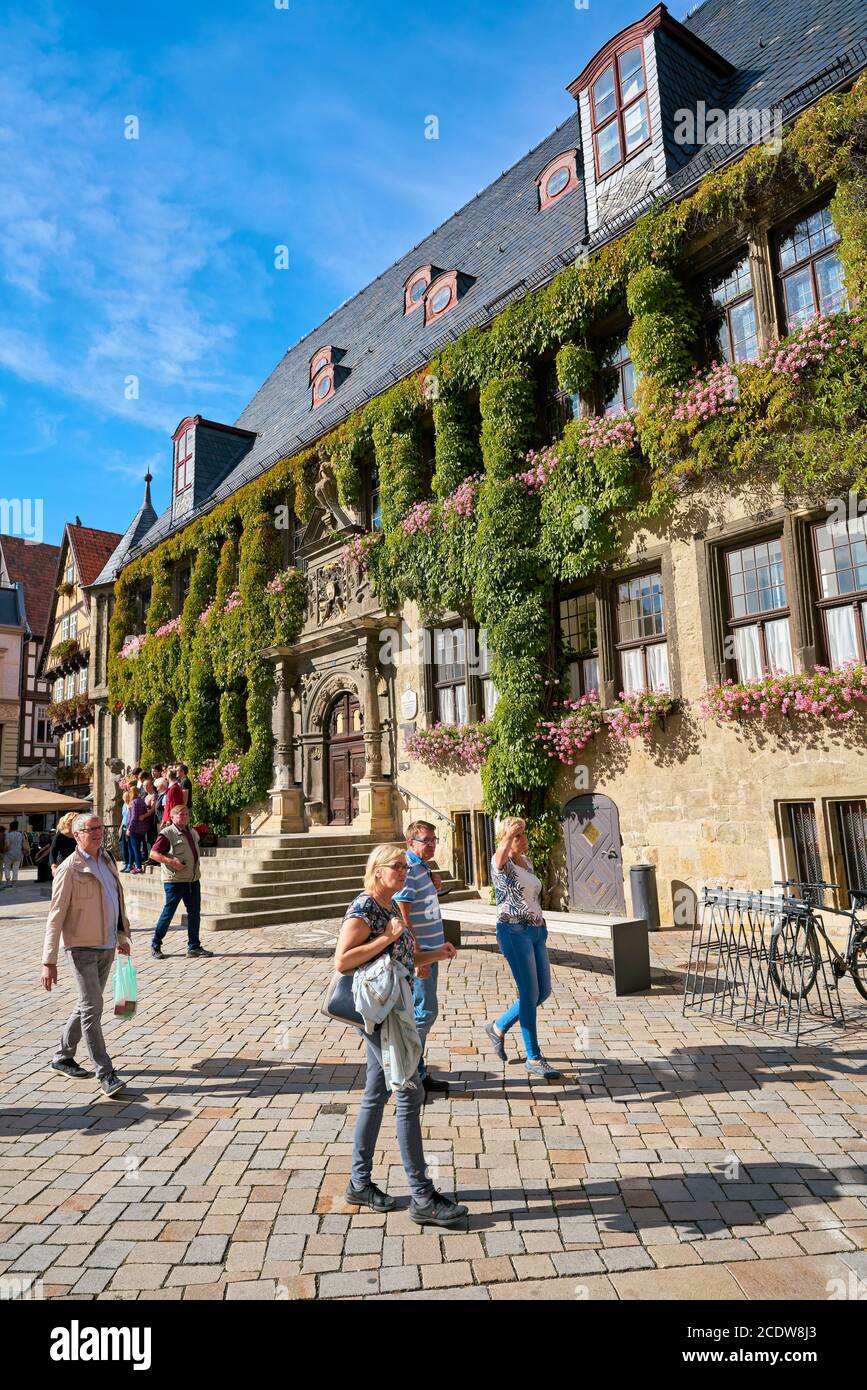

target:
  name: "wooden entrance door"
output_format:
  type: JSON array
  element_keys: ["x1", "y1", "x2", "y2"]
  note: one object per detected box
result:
[
  {"x1": 327, "y1": 693, "x2": 365, "y2": 825},
  {"x1": 563, "y1": 794, "x2": 626, "y2": 914}
]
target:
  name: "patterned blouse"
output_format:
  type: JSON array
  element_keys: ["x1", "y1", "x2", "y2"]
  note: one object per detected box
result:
[
  {"x1": 490, "y1": 855, "x2": 546, "y2": 928},
  {"x1": 342, "y1": 893, "x2": 416, "y2": 973}
]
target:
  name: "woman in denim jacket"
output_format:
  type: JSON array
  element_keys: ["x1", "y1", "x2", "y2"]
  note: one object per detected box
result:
[{"x1": 484, "y1": 817, "x2": 562, "y2": 1080}]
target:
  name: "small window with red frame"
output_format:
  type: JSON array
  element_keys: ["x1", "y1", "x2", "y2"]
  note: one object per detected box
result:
[
  {"x1": 536, "y1": 151, "x2": 579, "y2": 211},
  {"x1": 174, "y1": 426, "x2": 195, "y2": 494}
]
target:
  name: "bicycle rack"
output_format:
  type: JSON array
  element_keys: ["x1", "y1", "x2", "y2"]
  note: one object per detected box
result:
[{"x1": 683, "y1": 887, "x2": 846, "y2": 1043}]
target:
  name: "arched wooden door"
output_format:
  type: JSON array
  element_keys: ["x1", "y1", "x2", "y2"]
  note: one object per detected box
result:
[
  {"x1": 563, "y1": 794, "x2": 626, "y2": 914},
  {"x1": 327, "y1": 693, "x2": 365, "y2": 825}
]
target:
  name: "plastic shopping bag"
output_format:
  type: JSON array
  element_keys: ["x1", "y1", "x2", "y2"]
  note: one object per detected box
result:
[{"x1": 112, "y1": 955, "x2": 138, "y2": 1019}]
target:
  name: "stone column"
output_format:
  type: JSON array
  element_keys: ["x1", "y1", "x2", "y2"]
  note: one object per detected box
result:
[
  {"x1": 353, "y1": 636, "x2": 396, "y2": 836},
  {"x1": 262, "y1": 647, "x2": 306, "y2": 833}
]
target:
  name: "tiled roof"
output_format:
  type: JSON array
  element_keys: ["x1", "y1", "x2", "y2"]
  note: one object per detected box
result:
[
  {"x1": 123, "y1": 0, "x2": 867, "y2": 564},
  {"x1": 67, "y1": 524, "x2": 123, "y2": 590},
  {"x1": 0, "y1": 537, "x2": 61, "y2": 638}
]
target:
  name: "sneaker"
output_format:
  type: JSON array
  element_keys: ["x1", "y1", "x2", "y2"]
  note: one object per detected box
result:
[
  {"x1": 422, "y1": 1074, "x2": 449, "y2": 1095},
  {"x1": 100, "y1": 1072, "x2": 126, "y2": 1097},
  {"x1": 344, "y1": 1181, "x2": 396, "y2": 1212},
  {"x1": 50, "y1": 1058, "x2": 92, "y2": 1080},
  {"x1": 151, "y1": 946, "x2": 165, "y2": 959},
  {"x1": 409, "y1": 1190, "x2": 469, "y2": 1228},
  {"x1": 525, "y1": 1056, "x2": 563, "y2": 1080},
  {"x1": 187, "y1": 946, "x2": 214, "y2": 958},
  {"x1": 130, "y1": 867, "x2": 142, "y2": 875},
  {"x1": 485, "y1": 1021, "x2": 507, "y2": 1063}
]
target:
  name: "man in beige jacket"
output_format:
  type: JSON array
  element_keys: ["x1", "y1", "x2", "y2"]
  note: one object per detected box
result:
[{"x1": 41, "y1": 813, "x2": 132, "y2": 1096}]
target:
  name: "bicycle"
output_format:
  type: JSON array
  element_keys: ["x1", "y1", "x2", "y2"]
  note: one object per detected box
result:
[{"x1": 769, "y1": 879, "x2": 867, "y2": 1002}]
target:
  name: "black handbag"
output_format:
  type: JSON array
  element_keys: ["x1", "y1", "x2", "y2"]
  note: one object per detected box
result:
[{"x1": 320, "y1": 970, "x2": 366, "y2": 1031}]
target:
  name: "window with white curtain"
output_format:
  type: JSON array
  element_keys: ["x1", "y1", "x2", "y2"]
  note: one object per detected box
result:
[
  {"x1": 79, "y1": 727, "x2": 90, "y2": 765},
  {"x1": 725, "y1": 537, "x2": 793, "y2": 679},
  {"x1": 78, "y1": 665, "x2": 87, "y2": 694},
  {"x1": 615, "y1": 572, "x2": 670, "y2": 693},
  {"x1": 434, "y1": 626, "x2": 468, "y2": 725},
  {"x1": 814, "y1": 514, "x2": 867, "y2": 666}
]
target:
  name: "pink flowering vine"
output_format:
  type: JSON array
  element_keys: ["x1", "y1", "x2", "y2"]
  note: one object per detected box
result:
[
  {"x1": 700, "y1": 662, "x2": 867, "y2": 724},
  {"x1": 671, "y1": 361, "x2": 739, "y2": 422},
  {"x1": 153, "y1": 616, "x2": 183, "y2": 640},
  {"x1": 119, "y1": 632, "x2": 147, "y2": 660},
  {"x1": 443, "y1": 475, "x2": 480, "y2": 519},
  {"x1": 536, "y1": 693, "x2": 604, "y2": 762},
  {"x1": 400, "y1": 501, "x2": 435, "y2": 536},
  {"x1": 405, "y1": 722, "x2": 494, "y2": 774}
]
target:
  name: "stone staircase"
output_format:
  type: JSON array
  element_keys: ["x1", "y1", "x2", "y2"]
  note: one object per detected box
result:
[{"x1": 120, "y1": 828, "x2": 476, "y2": 933}]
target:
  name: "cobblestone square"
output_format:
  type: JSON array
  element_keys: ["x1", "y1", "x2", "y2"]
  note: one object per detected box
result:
[{"x1": 3, "y1": 875, "x2": 867, "y2": 1301}]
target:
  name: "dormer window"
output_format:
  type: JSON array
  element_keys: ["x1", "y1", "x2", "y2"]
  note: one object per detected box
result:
[
  {"x1": 403, "y1": 265, "x2": 440, "y2": 315},
  {"x1": 309, "y1": 345, "x2": 336, "y2": 382},
  {"x1": 591, "y1": 44, "x2": 650, "y2": 178},
  {"x1": 173, "y1": 421, "x2": 196, "y2": 494},
  {"x1": 536, "y1": 151, "x2": 579, "y2": 211},
  {"x1": 424, "y1": 270, "x2": 459, "y2": 326},
  {"x1": 312, "y1": 366, "x2": 336, "y2": 408}
]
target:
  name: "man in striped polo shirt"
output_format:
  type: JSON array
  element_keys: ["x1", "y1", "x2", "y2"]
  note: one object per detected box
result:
[{"x1": 393, "y1": 820, "x2": 457, "y2": 1097}]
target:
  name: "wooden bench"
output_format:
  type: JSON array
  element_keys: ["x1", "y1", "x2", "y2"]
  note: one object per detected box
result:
[{"x1": 440, "y1": 901, "x2": 651, "y2": 996}]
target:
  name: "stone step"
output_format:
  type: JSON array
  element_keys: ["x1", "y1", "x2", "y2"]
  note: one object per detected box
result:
[{"x1": 200, "y1": 888, "x2": 481, "y2": 932}]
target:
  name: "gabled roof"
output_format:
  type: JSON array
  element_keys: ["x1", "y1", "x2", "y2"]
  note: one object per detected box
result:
[
  {"x1": 121, "y1": 0, "x2": 867, "y2": 566},
  {"x1": 0, "y1": 536, "x2": 60, "y2": 638},
  {"x1": 91, "y1": 476, "x2": 159, "y2": 588},
  {"x1": 67, "y1": 523, "x2": 123, "y2": 591}
]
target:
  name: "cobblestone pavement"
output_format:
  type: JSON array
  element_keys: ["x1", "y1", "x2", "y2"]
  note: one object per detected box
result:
[{"x1": 2, "y1": 872, "x2": 867, "y2": 1301}]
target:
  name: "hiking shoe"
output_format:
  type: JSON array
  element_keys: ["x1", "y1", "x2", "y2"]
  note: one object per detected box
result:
[
  {"x1": 525, "y1": 1056, "x2": 563, "y2": 1080},
  {"x1": 100, "y1": 1072, "x2": 126, "y2": 1097},
  {"x1": 344, "y1": 1181, "x2": 396, "y2": 1213},
  {"x1": 485, "y1": 1021, "x2": 507, "y2": 1062},
  {"x1": 151, "y1": 946, "x2": 165, "y2": 959},
  {"x1": 187, "y1": 946, "x2": 214, "y2": 958},
  {"x1": 51, "y1": 1058, "x2": 92, "y2": 1080},
  {"x1": 409, "y1": 1190, "x2": 469, "y2": 1228}
]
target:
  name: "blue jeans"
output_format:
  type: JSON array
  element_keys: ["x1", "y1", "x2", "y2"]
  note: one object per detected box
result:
[
  {"x1": 495, "y1": 921, "x2": 552, "y2": 1061},
  {"x1": 412, "y1": 962, "x2": 439, "y2": 1079},
  {"x1": 128, "y1": 832, "x2": 145, "y2": 870},
  {"x1": 350, "y1": 1030, "x2": 434, "y2": 1205},
  {"x1": 152, "y1": 880, "x2": 201, "y2": 950},
  {"x1": 120, "y1": 829, "x2": 133, "y2": 870}
]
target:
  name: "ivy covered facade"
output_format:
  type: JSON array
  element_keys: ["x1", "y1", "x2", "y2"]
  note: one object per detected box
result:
[{"x1": 89, "y1": 2, "x2": 867, "y2": 923}]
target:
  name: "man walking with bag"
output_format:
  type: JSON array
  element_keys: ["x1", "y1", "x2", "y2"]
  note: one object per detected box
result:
[
  {"x1": 393, "y1": 820, "x2": 456, "y2": 1098},
  {"x1": 40, "y1": 813, "x2": 131, "y2": 1096},
  {"x1": 149, "y1": 804, "x2": 214, "y2": 959}
]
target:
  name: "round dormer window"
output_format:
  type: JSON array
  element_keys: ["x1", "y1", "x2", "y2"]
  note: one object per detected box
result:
[
  {"x1": 313, "y1": 356, "x2": 328, "y2": 375},
  {"x1": 546, "y1": 166, "x2": 570, "y2": 199},
  {"x1": 430, "y1": 285, "x2": 452, "y2": 315},
  {"x1": 317, "y1": 375, "x2": 331, "y2": 398},
  {"x1": 410, "y1": 278, "x2": 427, "y2": 303}
]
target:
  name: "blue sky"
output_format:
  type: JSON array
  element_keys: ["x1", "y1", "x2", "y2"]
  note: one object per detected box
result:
[{"x1": 0, "y1": 0, "x2": 692, "y2": 547}]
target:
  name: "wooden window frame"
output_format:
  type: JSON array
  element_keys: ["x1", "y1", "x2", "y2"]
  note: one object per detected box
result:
[
  {"x1": 598, "y1": 334, "x2": 636, "y2": 416},
  {"x1": 559, "y1": 588, "x2": 600, "y2": 698},
  {"x1": 174, "y1": 426, "x2": 194, "y2": 495},
  {"x1": 774, "y1": 200, "x2": 847, "y2": 333},
  {"x1": 811, "y1": 515, "x2": 867, "y2": 665},
  {"x1": 589, "y1": 42, "x2": 652, "y2": 183},
  {"x1": 722, "y1": 533, "x2": 793, "y2": 679},
  {"x1": 701, "y1": 254, "x2": 759, "y2": 366},
  {"x1": 425, "y1": 618, "x2": 489, "y2": 725},
  {"x1": 614, "y1": 568, "x2": 669, "y2": 694}
]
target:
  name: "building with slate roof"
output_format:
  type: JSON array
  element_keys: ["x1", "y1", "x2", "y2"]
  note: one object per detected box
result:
[
  {"x1": 0, "y1": 536, "x2": 61, "y2": 792},
  {"x1": 98, "y1": 0, "x2": 867, "y2": 924}
]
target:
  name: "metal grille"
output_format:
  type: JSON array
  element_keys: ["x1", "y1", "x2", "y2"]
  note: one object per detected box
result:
[
  {"x1": 479, "y1": 813, "x2": 496, "y2": 885},
  {"x1": 788, "y1": 802, "x2": 824, "y2": 899},
  {"x1": 455, "y1": 812, "x2": 474, "y2": 886},
  {"x1": 837, "y1": 800, "x2": 867, "y2": 897}
]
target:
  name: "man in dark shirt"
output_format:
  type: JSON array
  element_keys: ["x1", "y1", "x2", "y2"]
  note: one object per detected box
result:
[{"x1": 176, "y1": 763, "x2": 193, "y2": 808}]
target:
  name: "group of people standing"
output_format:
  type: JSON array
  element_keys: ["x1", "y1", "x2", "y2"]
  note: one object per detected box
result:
[
  {"x1": 35, "y1": 805, "x2": 558, "y2": 1228},
  {"x1": 336, "y1": 815, "x2": 560, "y2": 1228},
  {"x1": 119, "y1": 762, "x2": 193, "y2": 873}
]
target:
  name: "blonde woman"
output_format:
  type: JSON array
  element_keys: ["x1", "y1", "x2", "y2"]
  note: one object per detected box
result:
[
  {"x1": 484, "y1": 816, "x2": 562, "y2": 1080},
  {"x1": 336, "y1": 844, "x2": 467, "y2": 1227},
  {"x1": 50, "y1": 813, "x2": 78, "y2": 877}
]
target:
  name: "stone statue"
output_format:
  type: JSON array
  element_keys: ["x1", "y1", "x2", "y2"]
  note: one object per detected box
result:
[{"x1": 314, "y1": 453, "x2": 364, "y2": 531}]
